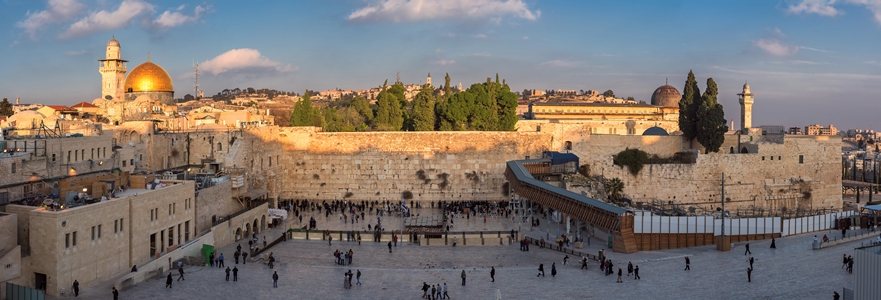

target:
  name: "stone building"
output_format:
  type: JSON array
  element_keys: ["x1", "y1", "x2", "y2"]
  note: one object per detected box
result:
[{"x1": 526, "y1": 83, "x2": 681, "y2": 134}]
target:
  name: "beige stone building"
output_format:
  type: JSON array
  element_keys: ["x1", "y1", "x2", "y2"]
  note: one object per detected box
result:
[{"x1": 805, "y1": 124, "x2": 839, "y2": 136}]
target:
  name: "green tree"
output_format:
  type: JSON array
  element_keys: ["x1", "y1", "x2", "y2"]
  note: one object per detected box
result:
[
  {"x1": 605, "y1": 177, "x2": 625, "y2": 200},
  {"x1": 695, "y1": 78, "x2": 728, "y2": 153},
  {"x1": 678, "y1": 70, "x2": 702, "y2": 141},
  {"x1": 435, "y1": 90, "x2": 469, "y2": 130},
  {"x1": 0, "y1": 98, "x2": 13, "y2": 117},
  {"x1": 495, "y1": 81, "x2": 519, "y2": 131},
  {"x1": 467, "y1": 81, "x2": 499, "y2": 130},
  {"x1": 602, "y1": 89, "x2": 615, "y2": 98},
  {"x1": 373, "y1": 81, "x2": 404, "y2": 131},
  {"x1": 290, "y1": 91, "x2": 315, "y2": 126},
  {"x1": 411, "y1": 85, "x2": 436, "y2": 131}
]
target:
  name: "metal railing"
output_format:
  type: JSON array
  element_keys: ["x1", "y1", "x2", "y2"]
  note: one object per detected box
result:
[{"x1": 522, "y1": 236, "x2": 600, "y2": 261}]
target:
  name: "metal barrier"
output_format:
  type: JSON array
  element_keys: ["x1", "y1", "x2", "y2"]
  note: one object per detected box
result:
[
  {"x1": 522, "y1": 236, "x2": 599, "y2": 261},
  {"x1": 5, "y1": 282, "x2": 44, "y2": 300}
]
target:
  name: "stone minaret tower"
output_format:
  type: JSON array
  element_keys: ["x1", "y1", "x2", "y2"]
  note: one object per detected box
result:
[
  {"x1": 426, "y1": 73, "x2": 432, "y2": 86},
  {"x1": 99, "y1": 36, "x2": 127, "y2": 101},
  {"x1": 738, "y1": 81, "x2": 754, "y2": 130}
]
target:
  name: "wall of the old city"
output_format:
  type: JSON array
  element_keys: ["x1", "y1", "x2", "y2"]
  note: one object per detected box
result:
[{"x1": 194, "y1": 180, "x2": 237, "y2": 235}]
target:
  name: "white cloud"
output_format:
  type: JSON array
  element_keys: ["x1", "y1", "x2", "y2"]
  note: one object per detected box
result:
[
  {"x1": 64, "y1": 49, "x2": 89, "y2": 56},
  {"x1": 200, "y1": 48, "x2": 293, "y2": 75},
  {"x1": 441, "y1": 32, "x2": 456, "y2": 38},
  {"x1": 433, "y1": 59, "x2": 456, "y2": 66},
  {"x1": 60, "y1": 0, "x2": 154, "y2": 39},
  {"x1": 16, "y1": 0, "x2": 85, "y2": 39},
  {"x1": 539, "y1": 60, "x2": 584, "y2": 68},
  {"x1": 150, "y1": 4, "x2": 210, "y2": 31},
  {"x1": 799, "y1": 46, "x2": 832, "y2": 53},
  {"x1": 866, "y1": 60, "x2": 881, "y2": 66},
  {"x1": 474, "y1": 34, "x2": 487, "y2": 39},
  {"x1": 754, "y1": 38, "x2": 800, "y2": 56},
  {"x1": 769, "y1": 60, "x2": 829, "y2": 65},
  {"x1": 347, "y1": 0, "x2": 540, "y2": 22},
  {"x1": 522, "y1": 36, "x2": 529, "y2": 40},
  {"x1": 787, "y1": 0, "x2": 881, "y2": 24},
  {"x1": 786, "y1": 0, "x2": 842, "y2": 16}
]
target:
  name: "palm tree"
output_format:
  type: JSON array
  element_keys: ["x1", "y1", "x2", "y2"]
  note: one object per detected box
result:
[{"x1": 606, "y1": 177, "x2": 624, "y2": 200}]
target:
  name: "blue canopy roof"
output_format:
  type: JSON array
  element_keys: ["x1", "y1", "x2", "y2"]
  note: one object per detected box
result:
[
  {"x1": 863, "y1": 204, "x2": 881, "y2": 211},
  {"x1": 542, "y1": 151, "x2": 579, "y2": 167}
]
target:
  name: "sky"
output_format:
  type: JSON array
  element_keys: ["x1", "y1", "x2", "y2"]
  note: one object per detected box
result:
[{"x1": 1, "y1": 0, "x2": 880, "y2": 130}]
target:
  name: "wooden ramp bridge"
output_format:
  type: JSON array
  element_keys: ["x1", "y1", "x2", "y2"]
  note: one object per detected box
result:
[{"x1": 505, "y1": 159, "x2": 639, "y2": 253}]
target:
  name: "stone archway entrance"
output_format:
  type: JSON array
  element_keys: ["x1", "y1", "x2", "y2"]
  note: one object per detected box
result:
[
  {"x1": 235, "y1": 228, "x2": 242, "y2": 241},
  {"x1": 261, "y1": 215, "x2": 266, "y2": 230}
]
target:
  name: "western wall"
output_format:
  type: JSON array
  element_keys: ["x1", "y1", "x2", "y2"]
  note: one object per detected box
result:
[{"x1": 196, "y1": 122, "x2": 843, "y2": 213}]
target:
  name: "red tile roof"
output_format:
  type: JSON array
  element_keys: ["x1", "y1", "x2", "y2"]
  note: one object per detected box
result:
[{"x1": 71, "y1": 102, "x2": 98, "y2": 108}]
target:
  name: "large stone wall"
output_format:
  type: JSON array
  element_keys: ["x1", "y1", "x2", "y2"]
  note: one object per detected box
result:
[
  {"x1": 194, "y1": 180, "x2": 238, "y2": 235},
  {"x1": 247, "y1": 129, "x2": 554, "y2": 202},
  {"x1": 591, "y1": 135, "x2": 842, "y2": 212}
]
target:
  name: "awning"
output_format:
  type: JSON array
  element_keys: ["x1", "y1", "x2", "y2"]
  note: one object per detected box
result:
[
  {"x1": 241, "y1": 189, "x2": 267, "y2": 199},
  {"x1": 863, "y1": 204, "x2": 881, "y2": 211}
]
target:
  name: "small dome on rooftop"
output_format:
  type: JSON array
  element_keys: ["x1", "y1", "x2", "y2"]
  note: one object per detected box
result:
[{"x1": 651, "y1": 84, "x2": 680, "y2": 107}]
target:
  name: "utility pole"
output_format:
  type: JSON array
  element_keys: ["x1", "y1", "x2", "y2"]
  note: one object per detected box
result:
[{"x1": 717, "y1": 171, "x2": 729, "y2": 251}]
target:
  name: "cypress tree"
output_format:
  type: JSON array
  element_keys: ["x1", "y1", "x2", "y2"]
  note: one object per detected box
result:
[
  {"x1": 678, "y1": 70, "x2": 701, "y2": 141},
  {"x1": 696, "y1": 78, "x2": 728, "y2": 153}
]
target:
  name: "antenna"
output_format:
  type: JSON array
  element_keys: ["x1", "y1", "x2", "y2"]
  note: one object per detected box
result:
[
  {"x1": 396, "y1": 71, "x2": 401, "y2": 84},
  {"x1": 194, "y1": 62, "x2": 200, "y2": 99}
]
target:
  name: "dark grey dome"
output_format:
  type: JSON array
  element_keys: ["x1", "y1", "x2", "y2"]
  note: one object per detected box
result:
[
  {"x1": 642, "y1": 126, "x2": 669, "y2": 136},
  {"x1": 651, "y1": 84, "x2": 681, "y2": 107}
]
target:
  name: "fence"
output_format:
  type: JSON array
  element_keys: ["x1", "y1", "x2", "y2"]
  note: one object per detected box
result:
[
  {"x1": 5, "y1": 282, "x2": 44, "y2": 300},
  {"x1": 522, "y1": 236, "x2": 600, "y2": 261},
  {"x1": 631, "y1": 210, "x2": 858, "y2": 237}
]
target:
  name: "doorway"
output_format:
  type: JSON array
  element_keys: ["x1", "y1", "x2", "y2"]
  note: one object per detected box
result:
[{"x1": 34, "y1": 273, "x2": 47, "y2": 290}]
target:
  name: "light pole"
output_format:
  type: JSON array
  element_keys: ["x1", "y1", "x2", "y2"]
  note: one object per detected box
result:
[{"x1": 720, "y1": 172, "x2": 727, "y2": 250}]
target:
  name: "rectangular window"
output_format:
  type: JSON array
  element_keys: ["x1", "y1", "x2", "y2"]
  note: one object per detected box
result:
[
  {"x1": 173, "y1": 203, "x2": 176, "y2": 214},
  {"x1": 52, "y1": 154, "x2": 56, "y2": 161},
  {"x1": 65, "y1": 233, "x2": 70, "y2": 248},
  {"x1": 98, "y1": 224, "x2": 102, "y2": 239},
  {"x1": 168, "y1": 227, "x2": 174, "y2": 246},
  {"x1": 799, "y1": 155, "x2": 804, "y2": 164},
  {"x1": 120, "y1": 218, "x2": 124, "y2": 231},
  {"x1": 115, "y1": 220, "x2": 118, "y2": 233},
  {"x1": 11, "y1": 162, "x2": 15, "y2": 174},
  {"x1": 177, "y1": 224, "x2": 182, "y2": 245},
  {"x1": 72, "y1": 231, "x2": 77, "y2": 247},
  {"x1": 150, "y1": 209, "x2": 154, "y2": 221},
  {"x1": 169, "y1": 204, "x2": 172, "y2": 215},
  {"x1": 185, "y1": 221, "x2": 190, "y2": 242},
  {"x1": 91, "y1": 226, "x2": 95, "y2": 240},
  {"x1": 762, "y1": 156, "x2": 765, "y2": 161},
  {"x1": 68, "y1": 151, "x2": 71, "y2": 162},
  {"x1": 123, "y1": 161, "x2": 126, "y2": 167},
  {"x1": 91, "y1": 149, "x2": 94, "y2": 159}
]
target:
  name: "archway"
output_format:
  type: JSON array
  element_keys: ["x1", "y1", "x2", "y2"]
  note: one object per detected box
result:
[
  {"x1": 253, "y1": 219, "x2": 259, "y2": 235},
  {"x1": 244, "y1": 223, "x2": 251, "y2": 240},
  {"x1": 235, "y1": 228, "x2": 242, "y2": 241},
  {"x1": 729, "y1": 146, "x2": 734, "y2": 154},
  {"x1": 740, "y1": 147, "x2": 749, "y2": 154},
  {"x1": 261, "y1": 215, "x2": 266, "y2": 230}
]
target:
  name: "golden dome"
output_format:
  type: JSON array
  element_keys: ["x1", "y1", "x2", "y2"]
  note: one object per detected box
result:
[{"x1": 124, "y1": 61, "x2": 174, "y2": 93}]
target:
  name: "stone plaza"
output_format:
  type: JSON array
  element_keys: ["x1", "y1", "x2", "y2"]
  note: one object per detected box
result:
[{"x1": 64, "y1": 208, "x2": 860, "y2": 300}]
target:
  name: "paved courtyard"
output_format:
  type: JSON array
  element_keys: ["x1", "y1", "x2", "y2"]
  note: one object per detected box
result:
[{"x1": 66, "y1": 208, "x2": 863, "y2": 299}]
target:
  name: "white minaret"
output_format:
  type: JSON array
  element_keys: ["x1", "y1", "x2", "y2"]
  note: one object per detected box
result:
[
  {"x1": 738, "y1": 81, "x2": 754, "y2": 130},
  {"x1": 426, "y1": 73, "x2": 432, "y2": 86},
  {"x1": 99, "y1": 36, "x2": 127, "y2": 101}
]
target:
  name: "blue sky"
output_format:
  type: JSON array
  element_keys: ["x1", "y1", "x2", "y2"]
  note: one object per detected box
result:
[{"x1": 1, "y1": 0, "x2": 880, "y2": 130}]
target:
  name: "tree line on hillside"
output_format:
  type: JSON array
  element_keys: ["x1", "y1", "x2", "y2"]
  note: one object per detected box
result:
[
  {"x1": 289, "y1": 73, "x2": 519, "y2": 132},
  {"x1": 678, "y1": 70, "x2": 728, "y2": 153}
]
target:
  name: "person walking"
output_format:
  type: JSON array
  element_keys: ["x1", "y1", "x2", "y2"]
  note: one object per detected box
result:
[
  {"x1": 225, "y1": 267, "x2": 230, "y2": 281},
  {"x1": 842, "y1": 254, "x2": 848, "y2": 269},
  {"x1": 177, "y1": 265, "x2": 185, "y2": 281},
  {"x1": 329, "y1": 235, "x2": 333, "y2": 246},
  {"x1": 770, "y1": 237, "x2": 776, "y2": 249},
  {"x1": 684, "y1": 256, "x2": 690, "y2": 270},
  {"x1": 461, "y1": 270, "x2": 467, "y2": 285},
  {"x1": 551, "y1": 262, "x2": 557, "y2": 277},
  {"x1": 422, "y1": 282, "x2": 430, "y2": 298},
  {"x1": 344, "y1": 271, "x2": 351, "y2": 289},
  {"x1": 747, "y1": 267, "x2": 752, "y2": 282},
  {"x1": 112, "y1": 287, "x2": 119, "y2": 300},
  {"x1": 242, "y1": 251, "x2": 248, "y2": 264},
  {"x1": 617, "y1": 267, "x2": 623, "y2": 283},
  {"x1": 210, "y1": 253, "x2": 214, "y2": 267},
  {"x1": 436, "y1": 283, "x2": 442, "y2": 299},
  {"x1": 490, "y1": 266, "x2": 495, "y2": 282},
  {"x1": 834, "y1": 291, "x2": 840, "y2": 300},
  {"x1": 442, "y1": 283, "x2": 449, "y2": 299},
  {"x1": 537, "y1": 263, "x2": 545, "y2": 277},
  {"x1": 393, "y1": 234, "x2": 398, "y2": 247},
  {"x1": 234, "y1": 250, "x2": 240, "y2": 264},
  {"x1": 744, "y1": 243, "x2": 751, "y2": 255},
  {"x1": 581, "y1": 257, "x2": 588, "y2": 270},
  {"x1": 165, "y1": 273, "x2": 173, "y2": 288},
  {"x1": 388, "y1": 241, "x2": 393, "y2": 253},
  {"x1": 218, "y1": 253, "x2": 225, "y2": 268},
  {"x1": 634, "y1": 265, "x2": 641, "y2": 280},
  {"x1": 356, "y1": 269, "x2": 361, "y2": 285},
  {"x1": 627, "y1": 261, "x2": 633, "y2": 276},
  {"x1": 563, "y1": 255, "x2": 569, "y2": 265},
  {"x1": 749, "y1": 257, "x2": 754, "y2": 268},
  {"x1": 272, "y1": 271, "x2": 279, "y2": 288},
  {"x1": 73, "y1": 280, "x2": 80, "y2": 296},
  {"x1": 232, "y1": 266, "x2": 239, "y2": 282}
]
